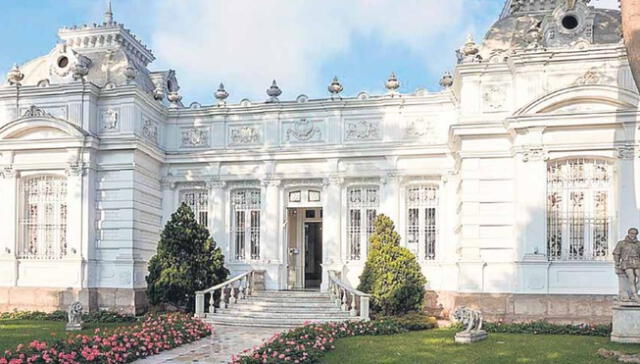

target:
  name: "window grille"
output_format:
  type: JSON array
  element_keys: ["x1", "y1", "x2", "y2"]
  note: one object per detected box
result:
[
  {"x1": 180, "y1": 190, "x2": 209, "y2": 227},
  {"x1": 232, "y1": 189, "x2": 261, "y2": 260},
  {"x1": 406, "y1": 185, "x2": 438, "y2": 260},
  {"x1": 20, "y1": 175, "x2": 68, "y2": 259},
  {"x1": 347, "y1": 186, "x2": 378, "y2": 260},
  {"x1": 546, "y1": 158, "x2": 612, "y2": 261}
]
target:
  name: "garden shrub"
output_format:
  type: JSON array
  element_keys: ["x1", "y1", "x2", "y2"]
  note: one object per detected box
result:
[
  {"x1": 377, "y1": 311, "x2": 438, "y2": 331},
  {"x1": 481, "y1": 320, "x2": 611, "y2": 337},
  {"x1": 357, "y1": 214, "x2": 427, "y2": 315},
  {"x1": 0, "y1": 313, "x2": 211, "y2": 364},
  {"x1": 146, "y1": 203, "x2": 229, "y2": 311}
]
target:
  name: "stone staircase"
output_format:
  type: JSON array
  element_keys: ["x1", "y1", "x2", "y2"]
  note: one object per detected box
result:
[{"x1": 203, "y1": 290, "x2": 354, "y2": 328}]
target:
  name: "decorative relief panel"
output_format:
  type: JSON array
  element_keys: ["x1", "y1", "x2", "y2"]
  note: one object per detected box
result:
[
  {"x1": 229, "y1": 125, "x2": 261, "y2": 146},
  {"x1": 482, "y1": 84, "x2": 507, "y2": 111},
  {"x1": 344, "y1": 120, "x2": 380, "y2": 141},
  {"x1": 405, "y1": 117, "x2": 438, "y2": 142},
  {"x1": 100, "y1": 108, "x2": 119, "y2": 131},
  {"x1": 181, "y1": 127, "x2": 209, "y2": 148},
  {"x1": 142, "y1": 119, "x2": 158, "y2": 143},
  {"x1": 282, "y1": 118, "x2": 323, "y2": 143},
  {"x1": 572, "y1": 67, "x2": 615, "y2": 86}
]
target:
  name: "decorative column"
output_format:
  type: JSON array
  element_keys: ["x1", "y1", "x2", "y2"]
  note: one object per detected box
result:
[
  {"x1": 208, "y1": 180, "x2": 227, "y2": 254},
  {"x1": 321, "y1": 175, "x2": 343, "y2": 291},
  {"x1": 261, "y1": 179, "x2": 281, "y2": 263},
  {"x1": 66, "y1": 164, "x2": 85, "y2": 261},
  {"x1": 617, "y1": 146, "x2": 638, "y2": 235},
  {"x1": 0, "y1": 166, "x2": 18, "y2": 286},
  {"x1": 381, "y1": 172, "x2": 401, "y2": 230},
  {"x1": 160, "y1": 179, "x2": 176, "y2": 226},
  {"x1": 516, "y1": 146, "x2": 548, "y2": 259}
]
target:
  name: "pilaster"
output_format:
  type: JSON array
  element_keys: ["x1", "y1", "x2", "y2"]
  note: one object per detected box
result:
[
  {"x1": 0, "y1": 167, "x2": 18, "y2": 286},
  {"x1": 208, "y1": 180, "x2": 227, "y2": 253},
  {"x1": 321, "y1": 175, "x2": 343, "y2": 291},
  {"x1": 261, "y1": 179, "x2": 281, "y2": 262}
]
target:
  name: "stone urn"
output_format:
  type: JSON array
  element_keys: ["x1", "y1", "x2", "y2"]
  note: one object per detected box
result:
[{"x1": 622, "y1": 0, "x2": 640, "y2": 89}]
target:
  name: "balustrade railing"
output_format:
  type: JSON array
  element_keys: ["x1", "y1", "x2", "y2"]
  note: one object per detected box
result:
[
  {"x1": 194, "y1": 270, "x2": 255, "y2": 318},
  {"x1": 327, "y1": 270, "x2": 371, "y2": 320}
]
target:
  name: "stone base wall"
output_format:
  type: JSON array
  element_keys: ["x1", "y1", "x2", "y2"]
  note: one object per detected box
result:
[
  {"x1": 0, "y1": 287, "x2": 148, "y2": 315},
  {"x1": 427, "y1": 291, "x2": 615, "y2": 325}
]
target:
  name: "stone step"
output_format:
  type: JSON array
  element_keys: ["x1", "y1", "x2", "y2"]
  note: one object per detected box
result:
[
  {"x1": 205, "y1": 315, "x2": 356, "y2": 329},
  {"x1": 253, "y1": 291, "x2": 329, "y2": 298},
  {"x1": 210, "y1": 310, "x2": 352, "y2": 319},
  {"x1": 227, "y1": 300, "x2": 338, "y2": 308},
  {"x1": 243, "y1": 296, "x2": 333, "y2": 303},
  {"x1": 215, "y1": 305, "x2": 344, "y2": 314}
]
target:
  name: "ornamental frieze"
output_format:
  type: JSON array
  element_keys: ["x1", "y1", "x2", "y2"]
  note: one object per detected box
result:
[
  {"x1": 345, "y1": 120, "x2": 379, "y2": 141},
  {"x1": 181, "y1": 128, "x2": 209, "y2": 147},
  {"x1": 284, "y1": 119, "x2": 322, "y2": 143},
  {"x1": 230, "y1": 126, "x2": 261, "y2": 145}
]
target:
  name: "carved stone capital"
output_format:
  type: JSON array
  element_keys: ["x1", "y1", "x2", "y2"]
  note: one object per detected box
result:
[
  {"x1": 323, "y1": 175, "x2": 344, "y2": 187},
  {"x1": 261, "y1": 179, "x2": 281, "y2": 188},
  {"x1": 617, "y1": 145, "x2": 636, "y2": 160},
  {"x1": 160, "y1": 179, "x2": 177, "y2": 190},
  {"x1": 0, "y1": 166, "x2": 17, "y2": 179},
  {"x1": 65, "y1": 163, "x2": 85, "y2": 177},
  {"x1": 520, "y1": 147, "x2": 548, "y2": 162},
  {"x1": 206, "y1": 179, "x2": 227, "y2": 189}
]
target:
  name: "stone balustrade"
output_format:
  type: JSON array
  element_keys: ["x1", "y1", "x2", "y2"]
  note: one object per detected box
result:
[
  {"x1": 195, "y1": 270, "x2": 260, "y2": 318},
  {"x1": 328, "y1": 270, "x2": 371, "y2": 321}
]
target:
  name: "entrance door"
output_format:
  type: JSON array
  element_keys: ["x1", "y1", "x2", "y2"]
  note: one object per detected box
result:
[{"x1": 304, "y1": 221, "x2": 323, "y2": 289}]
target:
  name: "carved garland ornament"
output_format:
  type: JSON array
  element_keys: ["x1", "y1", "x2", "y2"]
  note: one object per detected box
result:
[
  {"x1": 231, "y1": 126, "x2": 260, "y2": 144},
  {"x1": 182, "y1": 128, "x2": 208, "y2": 147},
  {"x1": 345, "y1": 120, "x2": 379, "y2": 141},
  {"x1": 142, "y1": 119, "x2": 158, "y2": 143}
]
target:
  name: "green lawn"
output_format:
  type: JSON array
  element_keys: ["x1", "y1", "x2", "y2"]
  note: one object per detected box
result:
[
  {"x1": 321, "y1": 328, "x2": 640, "y2": 364},
  {"x1": 0, "y1": 320, "x2": 135, "y2": 352}
]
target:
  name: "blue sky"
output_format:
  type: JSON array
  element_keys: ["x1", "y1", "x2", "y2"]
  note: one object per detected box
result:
[{"x1": 0, "y1": 0, "x2": 619, "y2": 104}]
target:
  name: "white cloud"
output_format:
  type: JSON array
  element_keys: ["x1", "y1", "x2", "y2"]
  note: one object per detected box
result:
[{"x1": 140, "y1": 0, "x2": 476, "y2": 103}]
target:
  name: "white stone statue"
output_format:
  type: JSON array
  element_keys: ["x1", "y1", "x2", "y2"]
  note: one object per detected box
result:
[
  {"x1": 65, "y1": 301, "x2": 84, "y2": 331},
  {"x1": 453, "y1": 306, "x2": 487, "y2": 343},
  {"x1": 613, "y1": 228, "x2": 640, "y2": 302}
]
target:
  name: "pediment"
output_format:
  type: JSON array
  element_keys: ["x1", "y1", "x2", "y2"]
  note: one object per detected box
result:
[
  {"x1": 514, "y1": 85, "x2": 639, "y2": 116},
  {"x1": 0, "y1": 106, "x2": 88, "y2": 141}
]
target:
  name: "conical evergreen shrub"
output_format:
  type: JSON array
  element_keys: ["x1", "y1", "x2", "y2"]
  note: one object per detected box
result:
[
  {"x1": 357, "y1": 214, "x2": 427, "y2": 315},
  {"x1": 146, "y1": 203, "x2": 229, "y2": 311}
]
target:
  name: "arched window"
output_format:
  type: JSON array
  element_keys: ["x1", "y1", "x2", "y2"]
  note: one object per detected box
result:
[
  {"x1": 406, "y1": 185, "x2": 439, "y2": 260},
  {"x1": 179, "y1": 190, "x2": 208, "y2": 227},
  {"x1": 347, "y1": 186, "x2": 379, "y2": 260},
  {"x1": 547, "y1": 158, "x2": 612, "y2": 261},
  {"x1": 20, "y1": 175, "x2": 68, "y2": 259},
  {"x1": 231, "y1": 189, "x2": 261, "y2": 260}
]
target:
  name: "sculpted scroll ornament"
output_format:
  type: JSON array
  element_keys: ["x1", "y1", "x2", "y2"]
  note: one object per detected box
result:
[
  {"x1": 20, "y1": 105, "x2": 53, "y2": 119},
  {"x1": 286, "y1": 119, "x2": 321, "y2": 142},
  {"x1": 231, "y1": 126, "x2": 260, "y2": 144},
  {"x1": 345, "y1": 120, "x2": 379, "y2": 141},
  {"x1": 182, "y1": 128, "x2": 208, "y2": 147}
]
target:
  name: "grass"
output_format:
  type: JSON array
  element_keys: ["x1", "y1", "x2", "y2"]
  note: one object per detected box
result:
[
  {"x1": 0, "y1": 320, "x2": 136, "y2": 352},
  {"x1": 321, "y1": 328, "x2": 640, "y2": 364}
]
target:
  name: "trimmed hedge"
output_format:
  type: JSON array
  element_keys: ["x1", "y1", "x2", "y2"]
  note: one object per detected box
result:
[
  {"x1": 376, "y1": 312, "x2": 438, "y2": 331},
  {"x1": 481, "y1": 320, "x2": 611, "y2": 337},
  {"x1": 0, "y1": 310, "x2": 138, "y2": 323}
]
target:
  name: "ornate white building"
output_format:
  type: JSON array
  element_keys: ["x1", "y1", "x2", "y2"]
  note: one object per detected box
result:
[{"x1": 0, "y1": 0, "x2": 637, "y2": 322}]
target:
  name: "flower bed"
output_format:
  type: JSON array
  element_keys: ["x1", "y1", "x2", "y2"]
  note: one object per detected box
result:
[
  {"x1": 0, "y1": 313, "x2": 211, "y2": 364},
  {"x1": 231, "y1": 319, "x2": 424, "y2": 364}
]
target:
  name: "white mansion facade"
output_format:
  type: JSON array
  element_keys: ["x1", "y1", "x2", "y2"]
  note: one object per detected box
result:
[{"x1": 0, "y1": 0, "x2": 637, "y2": 321}]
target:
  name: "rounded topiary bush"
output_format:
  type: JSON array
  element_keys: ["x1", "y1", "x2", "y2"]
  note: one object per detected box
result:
[{"x1": 357, "y1": 214, "x2": 427, "y2": 315}]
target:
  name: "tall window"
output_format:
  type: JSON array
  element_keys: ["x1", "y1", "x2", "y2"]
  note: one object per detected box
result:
[
  {"x1": 407, "y1": 185, "x2": 438, "y2": 260},
  {"x1": 180, "y1": 190, "x2": 208, "y2": 227},
  {"x1": 347, "y1": 186, "x2": 378, "y2": 260},
  {"x1": 20, "y1": 175, "x2": 68, "y2": 259},
  {"x1": 547, "y1": 158, "x2": 612, "y2": 261},
  {"x1": 232, "y1": 189, "x2": 261, "y2": 260}
]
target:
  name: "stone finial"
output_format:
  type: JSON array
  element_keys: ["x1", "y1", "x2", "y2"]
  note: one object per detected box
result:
[
  {"x1": 167, "y1": 91, "x2": 183, "y2": 108},
  {"x1": 104, "y1": 1, "x2": 114, "y2": 24},
  {"x1": 328, "y1": 76, "x2": 344, "y2": 97},
  {"x1": 215, "y1": 83, "x2": 229, "y2": 106},
  {"x1": 385, "y1": 72, "x2": 400, "y2": 93},
  {"x1": 266, "y1": 80, "x2": 282, "y2": 102},
  {"x1": 456, "y1": 34, "x2": 481, "y2": 64},
  {"x1": 439, "y1": 72, "x2": 453, "y2": 89},
  {"x1": 7, "y1": 64, "x2": 24, "y2": 86},
  {"x1": 72, "y1": 55, "x2": 92, "y2": 80},
  {"x1": 65, "y1": 301, "x2": 84, "y2": 331}
]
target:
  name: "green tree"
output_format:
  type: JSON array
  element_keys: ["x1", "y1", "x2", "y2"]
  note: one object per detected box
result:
[
  {"x1": 357, "y1": 214, "x2": 427, "y2": 315},
  {"x1": 146, "y1": 203, "x2": 229, "y2": 311}
]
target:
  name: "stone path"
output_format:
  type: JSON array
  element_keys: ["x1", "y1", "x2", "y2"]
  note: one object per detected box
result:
[{"x1": 133, "y1": 325, "x2": 285, "y2": 364}]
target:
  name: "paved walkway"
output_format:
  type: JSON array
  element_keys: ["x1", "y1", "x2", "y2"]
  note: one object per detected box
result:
[{"x1": 133, "y1": 325, "x2": 286, "y2": 364}]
